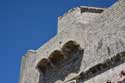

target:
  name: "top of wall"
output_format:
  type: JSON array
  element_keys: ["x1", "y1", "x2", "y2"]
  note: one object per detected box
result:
[
  {"x1": 58, "y1": 5, "x2": 105, "y2": 33},
  {"x1": 58, "y1": 6, "x2": 105, "y2": 20},
  {"x1": 80, "y1": 6, "x2": 105, "y2": 13}
]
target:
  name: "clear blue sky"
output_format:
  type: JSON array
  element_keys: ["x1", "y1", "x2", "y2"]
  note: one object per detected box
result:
[{"x1": 0, "y1": 0, "x2": 117, "y2": 83}]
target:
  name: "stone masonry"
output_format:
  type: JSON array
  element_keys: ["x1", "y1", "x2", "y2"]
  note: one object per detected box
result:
[{"x1": 19, "y1": 0, "x2": 125, "y2": 83}]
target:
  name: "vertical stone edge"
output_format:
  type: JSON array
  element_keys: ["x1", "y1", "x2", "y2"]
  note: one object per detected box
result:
[{"x1": 19, "y1": 56, "x2": 26, "y2": 83}]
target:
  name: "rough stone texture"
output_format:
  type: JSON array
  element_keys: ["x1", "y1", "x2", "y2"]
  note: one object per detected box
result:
[
  {"x1": 84, "y1": 63, "x2": 125, "y2": 83},
  {"x1": 58, "y1": 6, "x2": 105, "y2": 33},
  {"x1": 19, "y1": 0, "x2": 125, "y2": 83}
]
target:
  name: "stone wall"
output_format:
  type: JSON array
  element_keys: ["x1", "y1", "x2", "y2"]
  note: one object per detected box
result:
[
  {"x1": 64, "y1": 51, "x2": 125, "y2": 83},
  {"x1": 80, "y1": 0, "x2": 125, "y2": 71},
  {"x1": 58, "y1": 6, "x2": 104, "y2": 33},
  {"x1": 84, "y1": 63, "x2": 125, "y2": 83},
  {"x1": 19, "y1": 0, "x2": 125, "y2": 83}
]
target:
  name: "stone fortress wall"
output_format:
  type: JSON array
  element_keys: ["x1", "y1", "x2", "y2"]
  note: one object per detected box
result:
[{"x1": 19, "y1": 0, "x2": 125, "y2": 83}]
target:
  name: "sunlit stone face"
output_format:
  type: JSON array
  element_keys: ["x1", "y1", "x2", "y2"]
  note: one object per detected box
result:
[{"x1": 66, "y1": 80, "x2": 76, "y2": 83}]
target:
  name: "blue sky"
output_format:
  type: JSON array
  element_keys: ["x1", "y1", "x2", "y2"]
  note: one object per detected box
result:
[{"x1": 0, "y1": 0, "x2": 117, "y2": 83}]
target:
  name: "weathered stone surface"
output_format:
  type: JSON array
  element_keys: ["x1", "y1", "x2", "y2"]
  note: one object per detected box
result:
[{"x1": 19, "y1": 0, "x2": 125, "y2": 83}]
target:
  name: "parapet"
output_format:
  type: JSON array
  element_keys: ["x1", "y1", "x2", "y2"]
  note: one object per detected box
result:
[{"x1": 58, "y1": 6, "x2": 105, "y2": 33}]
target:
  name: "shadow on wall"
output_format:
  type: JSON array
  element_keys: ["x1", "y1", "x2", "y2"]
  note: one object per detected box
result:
[
  {"x1": 79, "y1": 51, "x2": 125, "y2": 82},
  {"x1": 37, "y1": 40, "x2": 84, "y2": 83}
]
